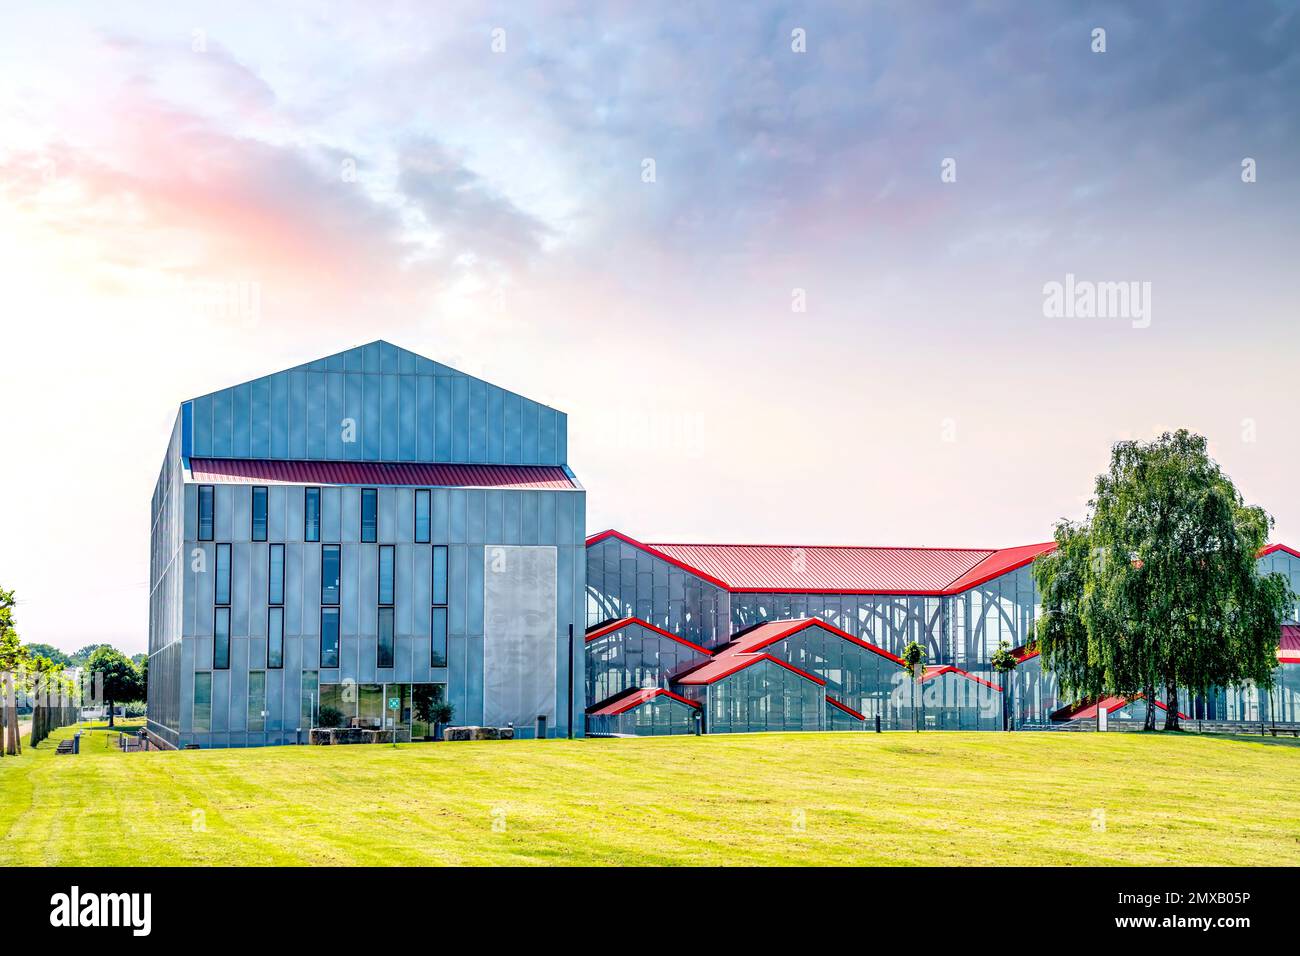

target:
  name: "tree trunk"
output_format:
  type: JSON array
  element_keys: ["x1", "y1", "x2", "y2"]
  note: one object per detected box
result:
[
  {"x1": 1142, "y1": 683, "x2": 1157, "y2": 731},
  {"x1": 106, "y1": 696, "x2": 115, "y2": 729},
  {"x1": 3, "y1": 671, "x2": 19, "y2": 755},
  {"x1": 1163, "y1": 680, "x2": 1181, "y2": 731}
]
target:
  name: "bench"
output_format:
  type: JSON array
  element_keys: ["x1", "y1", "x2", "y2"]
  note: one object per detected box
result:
[{"x1": 55, "y1": 739, "x2": 74, "y2": 755}]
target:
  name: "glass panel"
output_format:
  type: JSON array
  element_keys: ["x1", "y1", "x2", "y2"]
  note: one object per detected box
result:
[
  {"x1": 361, "y1": 488, "x2": 377, "y2": 542},
  {"x1": 214, "y1": 607, "x2": 230, "y2": 669},
  {"x1": 304, "y1": 487, "x2": 320, "y2": 542},
  {"x1": 379, "y1": 546, "x2": 394, "y2": 606},
  {"x1": 198, "y1": 486, "x2": 214, "y2": 541},
  {"x1": 248, "y1": 671, "x2": 265, "y2": 732},
  {"x1": 215, "y1": 543, "x2": 231, "y2": 605},
  {"x1": 431, "y1": 606, "x2": 447, "y2": 668},
  {"x1": 268, "y1": 544, "x2": 284, "y2": 605},
  {"x1": 414, "y1": 489, "x2": 431, "y2": 543},
  {"x1": 358, "y1": 683, "x2": 384, "y2": 729},
  {"x1": 432, "y1": 545, "x2": 448, "y2": 605},
  {"x1": 251, "y1": 486, "x2": 267, "y2": 541},
  {"x1": 193, "y1": 672, "x2": 212, "y2": 732},
  {"x1": 378, "y1": 607, "x2": 394, "y2": 668},
  {"x1": 320, "y1": 607, "x2": 340, "y2": 668},
  {"x1": 321, "y1": 545, "x2": 340, "y2": 605},
  {"x1": 267, "y1": 607, "x2": 284, "y2": 669},
  {"x1": 301, "y1": 670, "x2": 318, "y2": 729}
]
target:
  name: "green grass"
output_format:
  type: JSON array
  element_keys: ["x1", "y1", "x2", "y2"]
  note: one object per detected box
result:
[{"x1": 3, "y1": 722, "x2": 1299, "y2": 866}]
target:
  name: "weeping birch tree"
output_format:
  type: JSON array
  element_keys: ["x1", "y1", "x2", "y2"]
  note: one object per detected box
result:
[{"x1": 1033, "y1": 431, "x2": 1293, "y2": 730}]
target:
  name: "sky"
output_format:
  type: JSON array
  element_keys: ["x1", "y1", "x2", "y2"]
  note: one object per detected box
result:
[{"x1": 1, "y1": 1, "x2": 1298, "y2": 655}]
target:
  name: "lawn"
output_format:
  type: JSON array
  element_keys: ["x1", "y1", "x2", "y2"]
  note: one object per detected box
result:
[{"x1": 2, "y1": 722, "x2": 1299, "y2": 866}]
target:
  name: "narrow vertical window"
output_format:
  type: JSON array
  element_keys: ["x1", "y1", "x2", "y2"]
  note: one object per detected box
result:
[
  {"x1": 320, "y1": 607, "x2": 340, "y2": 668},
  {"x1": 193, "y1": 672, "x2": 212, "y2": 732},
  {"x1": 304, "y1": 487, "x2": 320, "y2": 542},
  {"x1": 198, "y1": 485, "x2": 215, "y2": 541},
  {"x1": 215, "y1": 543, "x2": 231, "y2": 605},
  {"x1": 378, "y1": 607, "x2": 394, "y2": 669},
  {"x1": 321, "y1": 545, "x2": 340, "y2": 606},
  {"x1": 248, "y1": 671, "x2": 266, "y2": 732},
  {"x1": 251, "y1": 486, "x2": 268, "y2": 541},
  {"x1": 430, "y1": 606, "x2": 448, "y2": 668},
  {"x1": 414, "y1": 489, "x2": 430, "y2": 543},
  {"x1": 378, "y1": 545, "x2": 395, "y2": 606},
  {"x1": 361, "y1": 488, "x2": 377, "y2": 542},
  {"x1": 268, "y1": 544, "x2": 284, "y2": 606},
  {"x1": 214, "y1": 607, "x2": 231, "y2": 670},
  {"x1": 301, "y1": 670, "x2": 318, "y2": 729},
  {"x1": 267, "y1": 607, "x2": 284, "y2": 669},
  {"x1": 431, "y1": 544, "x2": 448, "y2": 668}
]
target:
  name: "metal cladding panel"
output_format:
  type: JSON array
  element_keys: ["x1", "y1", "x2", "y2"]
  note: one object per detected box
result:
[{"x1": 189, "y1": 458, "x2": 577, "y2": 490}]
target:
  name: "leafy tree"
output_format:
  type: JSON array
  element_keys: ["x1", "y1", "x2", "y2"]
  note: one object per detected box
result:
[
  {"x1": 69, "y1": 644, "x2": 113, "y2": 669},
  {"x1": 23, "y1": 643, "x2": 71, "y2": 667},
  {"x1": 900, "y1": 640, "x2": 926, "y2": 732},
  {"x1": 0, "y1": 587, "x2": 27, "y2": 756},
  {"x1": 85, "y1": 647, "x2": 144, "y2": 728},
  {"x1": 1034, "y1": 430, "x2": 1293, "y2": 731},
  {"x1": 413, "y1": 684, "x2": 454, "y2": 740},
  {"x1": 989, "y1": 640, "x2": 1019, "y2": 731}
]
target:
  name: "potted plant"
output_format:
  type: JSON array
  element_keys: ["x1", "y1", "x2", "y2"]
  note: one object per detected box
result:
[
  {"x1": 413, "y1": 685, "x2": 454, "y2": 741},
  {"x1": 990, "y1": 640, "x2": 1020, "y2": 731},
  {"x1": 900, "y1": 640, "x2": 926, "y2": 732}
]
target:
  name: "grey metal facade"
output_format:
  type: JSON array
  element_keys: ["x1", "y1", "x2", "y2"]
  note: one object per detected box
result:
[{"x1": 148, "y1": 341, "x2": 585, "y2": 748}]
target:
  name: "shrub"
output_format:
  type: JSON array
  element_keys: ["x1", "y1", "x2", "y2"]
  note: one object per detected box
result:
[{"x1": 317, "y1": 705, "x2": 345, "y2": 729}]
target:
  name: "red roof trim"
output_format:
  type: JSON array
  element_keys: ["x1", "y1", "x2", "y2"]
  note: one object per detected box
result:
[
  {"x1": 586, "y1": 687, "x2": 701, "y2": 717},
  {"x1": 190, "y1": 458, "x2": 578, "y2": 490},
  {"x1": 583, "y1": 617, "x2": 712, "y2": 656},
  {"x1": 825, "y1": 696, "x2": 866, "y2": 720},
  {"x1": 585, "y1": 529, "x2": 733, "y2": 591},
  {"x1": 1259, "y1": 544, "x2": 1300, "y2": 561},
  {"x1": 674, "y1": 652, "x2": 827, "y2": 686},
  {"x1": 919, "y1": 665, "x2": 1003, "y2": 693},
  {"x1": 724, "y1": 618, "x2": 906, "y2": 666}
]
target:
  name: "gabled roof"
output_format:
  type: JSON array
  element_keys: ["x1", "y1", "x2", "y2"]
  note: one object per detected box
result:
[
  {"x1": 716, "y1": 618, "x2": 904, "y2": 666},
  {"x1": 826, "y1": 696, "x2": 866, "y2": 720},
  {"x1": 1053, "y1": 694, "x2": 1189, "y2": 721},
  {"x1": 673, "y1": 652, "x2": 825, "y2": 687},
  {"x1": 1279, "y1": 625, "x2": 1300, "y2": 664},
  {"x1": 584, "y1": 617, "x2": 712, "y2": 656},
  {"x1": 920, "y1": 665, "x2": 1003, "y2": 693},
  {"x1": 586, "y1": 529, "x2": 1054, "y2": 595},
  {"x1": 586, "y1": 687, "x2": 700, "y2": 717},
  {"x1": 189, "y1": 458, "x2": 577, "y2": 490}
]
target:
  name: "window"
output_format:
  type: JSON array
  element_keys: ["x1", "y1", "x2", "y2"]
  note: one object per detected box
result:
[
  {"x1": 214, "y1": 607, "x2": 230, "y2": 670},
  {"x1": 361, "y1": 488, "x2": 377, "y2": 542},
  {"x1": 431, "y1": 545, "x2": 448, "y2": 668},
  {"x1": 378, "y1": 546, "x2": 394, "y2": 606},
  {"x1": 414, "y1": 489, "x2": 430, "y2": 543},
  {"x1": 321, "y1": 545, "x2": 340, "y2": 606},
  {"x1": 215, "y1": 543, "x2": 231, "y2": 605},
  {"x1": 251, "y1": 486, "x2": 268, "y2": 541},
  {"x1": 267, "y1": 607, "x2": 284, "y2": 669},
  {"x1": 320, "y1": 607, "x2": 340, "y2": 668},
  {"x1": 432, "y1": 545, "x2": 448, "y2": 605},
  {"x1": 301, "y1": 670, "x2": 318, "y2": 729},
  {"x1": 304, "y1": 487, "x2": 320, "y2": 542},
  {"x1": 198, "y1": 485, "x2": 214, "y2": 541},
  {"x1": 268, "y1": 544, "x2": 284, "y2": 606},
  {"x1": 431, "y1": 606, "x2": 448, "y2": 668},
  {"x1": 193, "y1": 672, "x2": 212, "y2": 732},
  {"x1": 248, "y1": 671, "x2": 266, "y2": 732},
  {"x1": 378, "y1": 607, "x2": 394, "y2": 668}
]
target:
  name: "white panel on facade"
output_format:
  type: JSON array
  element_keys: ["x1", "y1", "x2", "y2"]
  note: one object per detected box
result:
[{"x1": 482, "y1": 545, "x2": 557, "y2": 730}]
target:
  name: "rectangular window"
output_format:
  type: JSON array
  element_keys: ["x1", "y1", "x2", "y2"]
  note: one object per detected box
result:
[
  {"x1": 248, "y1": 671, "x2": 266, "y2": 732},
  {"x1": 432, "y1": 545, "x2": 448, "y2": 605},
  {"x1": 304, "y1": 487, "x2": 321, "y2": 542},
  {"x1": 430, "y1": 606, "x2": 448, "y2": 668},
  {"x1": 198, "y1": 485, "x2": 215, "y2": 541},
  {"x1": 361, "y1": 488, "x2": 377, "y2": 542},
  {"x1": 320, "y1": 607, "x2": 340, "y2": 668},
  {"x1": 378, "y1": 546, "x2": 395, "y2": 606},
  {"x1": 321, "y1": 545, "x2": 340, "y2": 606},
  {"x1": 193, "y1": 672, "x2": 212, "y2": 732},
  {"x1": 267, "y1": 607, "x2": 284, "y2": 669},
  {"x1": 268, "y1": 544, "x2": 284, "y2": 606},
  {"x1": 414, "y1": 489, "x2": 431, "y2": 543},
  {"x1": 251, "y1": 486, "x2": 268, "y2": 541},
  {"x1": 378, "y1": 607, "x2": 394, "y2": 668},
  {"x1": 301, "y1": 670, "x2": 318, "y2": 729},
  {"x1": 215, "y1": 543, "x2": 231, "y2": 605},
  {"x1": 214, "y1": 607, "x2": 230, "y2": 669}
]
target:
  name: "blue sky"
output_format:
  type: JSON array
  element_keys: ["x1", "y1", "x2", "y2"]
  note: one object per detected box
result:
[{"x1": 1, "y1": 1, "x2": 1298, "y2": 652}]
